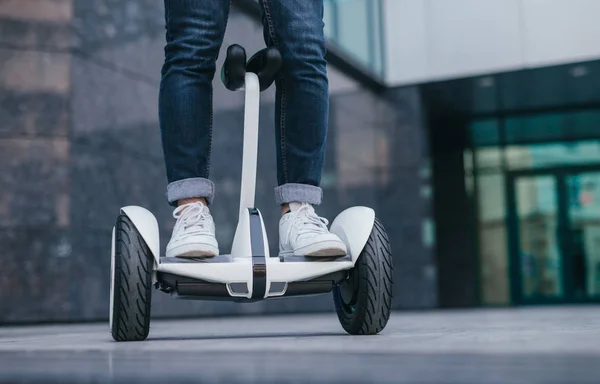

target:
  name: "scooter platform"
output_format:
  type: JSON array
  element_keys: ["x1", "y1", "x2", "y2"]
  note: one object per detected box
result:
[
  {"x1": 155, "y1": 254, "x2": 353, "y2": 302},
  {"x1": 156, "y1": 256, "x2": 349, "y2": 302}
]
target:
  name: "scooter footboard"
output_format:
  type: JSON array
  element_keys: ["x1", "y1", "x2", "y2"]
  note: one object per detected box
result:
[{"x1": 157, "y1": 257, "x2": 253, "y2": 299}]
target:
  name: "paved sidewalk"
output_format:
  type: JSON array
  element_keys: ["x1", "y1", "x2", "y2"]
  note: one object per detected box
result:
[{"x1": 1, "y1": 306, "x2": 599, "y2": 383}]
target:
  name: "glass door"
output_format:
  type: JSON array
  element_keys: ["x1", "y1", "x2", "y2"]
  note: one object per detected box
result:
[
  {"x1": 508, "y1": 167, "x2": 600, "y2": 304},
  {"x1": 508, "y1": 174, "x2": 565, "y2": 303},
  {"x1": 565, "y1": 171, "x2": 600, "y2": 300}
]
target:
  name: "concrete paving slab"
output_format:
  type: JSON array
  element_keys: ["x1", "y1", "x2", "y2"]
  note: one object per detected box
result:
[{"x1": 0, "y1": 306, "x2": 599, "y2": 383}]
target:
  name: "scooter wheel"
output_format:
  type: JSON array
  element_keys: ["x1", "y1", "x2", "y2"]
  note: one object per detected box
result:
[
  {"x1": 110, "y1": 214, "x2": 153, "y2": 341},
  {"x1": 333, "y1": 218, "x2": 393, "y2": 335}
]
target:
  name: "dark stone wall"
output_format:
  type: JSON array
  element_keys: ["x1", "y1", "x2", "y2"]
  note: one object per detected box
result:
[
  {"x1": 0, "y1": 0, "x2": 75, "y2": 322},
  {"x1": 0, "y1": 0, "x2": 436, "y2": 323}
]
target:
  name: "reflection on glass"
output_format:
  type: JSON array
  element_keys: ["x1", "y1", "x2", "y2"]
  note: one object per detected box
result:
[
  {"x1": 337, "y1": 0, "x2": 369, "y2": 65},
  {"x1": 506, "y1": 141, "x2": 600, "y2": 170},
  {"x1": 505, "y1": 110, "x2": 600, "y2": 144},
  {"x1": 516, "y1": 176, "x2": 563, "y2": 300},
  {"x1": 469, "y1": 119, "x2": 500, "y2": 147},
  {"x1": 468, "y1": 106, "x2": 600, "y2": 305},
  {"x1": 478, "y1": 174, "x2": 509, "y2": 305},
  {"x1": 567, "y1": 172, "x2": 600, "y2": 298},
  {"x1": 463, "y1": 150, "x2": 473, "y2": 195},
  {"x1": 323, "y1": 1, "x2": 335, "y2": 38},
  {"x1": 470, "y1": 110, "x2": 600, "y2": 147},
  {"x1": 323, "y1": 0, "x2": 384, "y2": 76},
  {"x1": 475, "y1": 147, "x2": 502, "y2": 171}
]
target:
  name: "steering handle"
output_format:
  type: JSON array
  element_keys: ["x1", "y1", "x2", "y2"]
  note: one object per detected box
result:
[
  {"x1": 221, "y1": 44, "x2": 281, "y2": 92},
  {"x1": 221, "y1": 44, "x2": 247, "y2": 91}
]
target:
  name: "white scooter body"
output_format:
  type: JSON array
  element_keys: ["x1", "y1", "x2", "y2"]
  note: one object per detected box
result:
[
  {"x1": 110, "y1": 46, "x2": 394, "y2": 342},
  {"x1": 113, "y1": 72, "x2": 376, "y2": 302}
]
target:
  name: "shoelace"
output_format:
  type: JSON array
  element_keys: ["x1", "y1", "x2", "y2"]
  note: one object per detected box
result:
[
  {"x1": 284, "y1": 203, "x2": 329, "y2": 245},
  {"x1": 173, "y1": 202, "x2": 212, "y2": 238}
]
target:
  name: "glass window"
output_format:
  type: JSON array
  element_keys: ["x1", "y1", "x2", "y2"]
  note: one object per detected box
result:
[
  {"x1": 337, "y1": 0, "x2": 369, "y2": 64},
  {"x1": 506, "y1": 110, "x2": 600, "y2": 144},
  {"x1": 323, "y1": 1, "x2": 335, "y2": 39},
  {"x1": 475, "y1": 147, "x2": 503, "y2": 172},
  {"x1": 505, "y1": 113, "x2": 565, "y2": 144},
  {"x1": 469, "y1": 119, "x2": 500, "y2": 147},
  {"x1": 464, "y1": 149, "x2": 474, "y2": 194},
  {"x1": 515, "y1": 176, "x2": 564, "y2": 300},
  {"x1": 506, "y1": 141, "x2": 600, "y2": 170},
  {"x1": 566, "y1": 172, "x2": 600, "y2": 298},
  {"x1": 477, "y1": 173, "x2": 510, "y2": 305},
  {"x1": 467, "y1": 107, "x2": 600, "y2": 306},
  {"x1": 324, "y1": 0, "x2": 384, "y2": 77},
  {"x1": 470, "y1": 109, "x2": 600, "y2": 148},
  {"x1": 471, "y1": 142, "x2": 600, "y2": 305}
]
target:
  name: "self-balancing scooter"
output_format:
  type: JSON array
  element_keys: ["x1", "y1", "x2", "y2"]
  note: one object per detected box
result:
[{"x1": 109, "y1": 45, "x2": 393, "y2": 341}]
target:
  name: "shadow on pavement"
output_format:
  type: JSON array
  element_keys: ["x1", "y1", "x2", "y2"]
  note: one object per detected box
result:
[{"x1": 148, "y1": 331, "x2": 343, "y2": 341}]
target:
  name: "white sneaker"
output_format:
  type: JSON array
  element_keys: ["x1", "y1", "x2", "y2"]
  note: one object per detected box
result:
[
  {"x1": 279, "y1": 202, "x2": 347, "y2": 257},
  {"x1": 166, "y1": 202, "x2": 219, "y2": 258}
]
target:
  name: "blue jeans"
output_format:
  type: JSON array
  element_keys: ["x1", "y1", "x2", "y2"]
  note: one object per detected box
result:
[{"x1": 159, "y1": 0, "x2": 328, "y2": 206}]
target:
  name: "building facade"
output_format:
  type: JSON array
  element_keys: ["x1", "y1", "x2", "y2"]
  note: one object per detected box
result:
[
  {"x1": 381, "y1": 0, "x2": 600, "y2": 307},
  {"x1": 0, "y1": 0, "x2": 434, "y2": 323}
]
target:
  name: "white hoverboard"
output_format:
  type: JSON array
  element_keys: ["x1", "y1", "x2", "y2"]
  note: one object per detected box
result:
[{"x1": 109, "y1": 45, "x2": 393, "y2": 342}]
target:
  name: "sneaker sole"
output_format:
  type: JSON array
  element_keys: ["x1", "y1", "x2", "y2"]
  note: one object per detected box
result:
[
  {"x1": 280, "y1": 240, "x2": 347, "y2": 258},
  {"x1": 175, "y1": 250, "x2": 217, "y2": 258},
  {"x1": 305, "y1": 247, "x2": 348, "y2": 257},
  {"x1": 166, "y1": 243, "x2": 219, "y2": 258}
]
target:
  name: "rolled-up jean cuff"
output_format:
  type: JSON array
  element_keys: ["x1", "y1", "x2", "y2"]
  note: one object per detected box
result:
[
  {"x1": 274, "y1": 183, "x2": 323, "y2": 205},
  {"x1": 166, "y1": 177, "x2": 215, "y2": 206}
]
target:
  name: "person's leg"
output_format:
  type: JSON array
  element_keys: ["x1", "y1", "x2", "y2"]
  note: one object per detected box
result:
[
  {"x1": 258, "y1": 0, "x2": 346, "y2": 257},
  {"x1": 160, "y1": 0, "x2": 229, "y2": 206},
  {"x1": 258, "y1": 0, "x2": 328, "y2": 206},
  {"x1": 159, "y1": 0, "x2": 230, "y2": 257}
]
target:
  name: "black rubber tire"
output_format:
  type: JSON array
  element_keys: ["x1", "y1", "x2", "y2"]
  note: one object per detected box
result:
[
  {"x1": 333, "y1": 218, "x2": 393, "y2": 335},
  {"x1": 110, "y1": 214, "x2": 153, "y2": 342}
]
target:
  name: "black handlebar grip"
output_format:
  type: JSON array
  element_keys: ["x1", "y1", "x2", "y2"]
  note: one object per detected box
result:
[
  {"x1": 246, "y1": 47, "x2": 282, "y2": 91},
  {"x1": 221, "y1": 44, "x2": 247, "y2": 91}
]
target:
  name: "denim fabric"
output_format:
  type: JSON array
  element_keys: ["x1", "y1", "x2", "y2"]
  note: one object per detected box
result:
[
  {"x1": 274, "y1": 183, "x2": 323, "y2": 206},
  {"x1": 159, "y1": 0, "x2": 328, "y2": 206}
]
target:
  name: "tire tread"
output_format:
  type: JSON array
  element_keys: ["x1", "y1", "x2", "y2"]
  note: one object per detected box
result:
[
  {"x1": 111, "y1": 215, "x2": 152, "y2": 342},
  {"x1": 333, "y1": 217, "x2": 393, "y2": 335}
]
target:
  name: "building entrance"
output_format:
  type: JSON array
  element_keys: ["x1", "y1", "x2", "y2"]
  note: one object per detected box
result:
[{"x1": 507, "y1": 166, "x2": 600, "y2": 304}]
